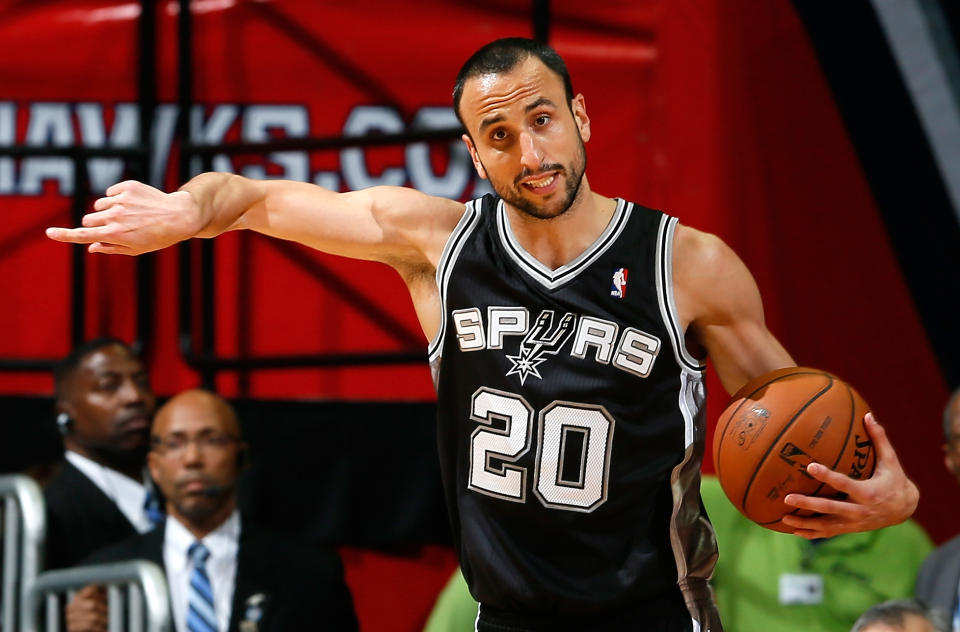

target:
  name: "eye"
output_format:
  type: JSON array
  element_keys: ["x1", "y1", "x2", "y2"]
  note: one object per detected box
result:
[
  {"x1": 490, "y1": 128, "x2": 508, "y2": 142},
  {"x1": 97, "y1": 376, "x2": 120, "y2": 393},
  {"x1": 534, "y1": 114, "x2": 550, "y2": 126}
]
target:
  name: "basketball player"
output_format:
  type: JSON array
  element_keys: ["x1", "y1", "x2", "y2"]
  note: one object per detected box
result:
[{"x1": 47, "y1": 38, "x2": 919, "y2": 632}]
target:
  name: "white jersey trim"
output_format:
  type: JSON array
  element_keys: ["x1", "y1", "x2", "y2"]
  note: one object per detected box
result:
[
  {"x1": 655, "y1": 215, "x2": 705, "y2": 373},
  {"x1": 496, "y1": 197, "x2": 631, "y2": 290},
  {"x1": 428, "y1": 200, "x2": 483, "y2": 363}
]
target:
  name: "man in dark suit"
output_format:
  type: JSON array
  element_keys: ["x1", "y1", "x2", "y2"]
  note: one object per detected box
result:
[
  {"x1": 65, "y1": 389, "x2": 357, "y2": 632},
  {"x1": 915, "y1": 387, "x2": 960, "y2": 628},
  {"x1": 45, "y1": 338, "x2": 161, "y2": 570}
]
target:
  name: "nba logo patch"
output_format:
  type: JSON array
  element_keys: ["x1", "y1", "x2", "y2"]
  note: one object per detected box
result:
[{"x1": 610, "y1": 267, "x2": 628, "y2": 298}]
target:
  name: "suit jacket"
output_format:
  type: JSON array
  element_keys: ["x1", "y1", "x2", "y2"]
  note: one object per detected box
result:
[
  {"x1": 44, "y1": 460, "x2": 139, "y2": 570},
  {"x1": 84, "y1": 521, "x2": 358, "y2": 632},
  {"x1": 916, "y1": 533, "x2": 960, "y2": 615}
]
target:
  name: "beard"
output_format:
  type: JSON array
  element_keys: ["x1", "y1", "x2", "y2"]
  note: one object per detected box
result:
[{"x1": 488, "y1": 135, "x2": 587, "y2": 221}]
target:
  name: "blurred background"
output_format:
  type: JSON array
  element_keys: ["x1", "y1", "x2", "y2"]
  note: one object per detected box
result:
[{"x1": 1, "y1": 0, "x2": 958, "y2": 629}]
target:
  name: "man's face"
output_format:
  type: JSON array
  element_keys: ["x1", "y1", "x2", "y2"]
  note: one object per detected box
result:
[
  {"x1": 148, "y1": 391, "x2": 242, "y2": 525},
  {"x1": 60, "y1": 344, "x2": 155, "y2": 456},
  {"x1": 458, "y1": 56, "x2": 590, "y2": 220}
]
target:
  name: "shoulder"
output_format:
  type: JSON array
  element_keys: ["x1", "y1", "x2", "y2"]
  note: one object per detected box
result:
[
  {"x1": 673, "y1": 225, "x2": 742, "y2": 278},
  {"x1": 671, "y1": 225, "x2": 756, "y2": 325}
]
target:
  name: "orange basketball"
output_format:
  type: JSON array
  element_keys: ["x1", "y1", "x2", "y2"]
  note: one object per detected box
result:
[{"x1": 712, "y1": 367, "x2": 876, "y2": 532}]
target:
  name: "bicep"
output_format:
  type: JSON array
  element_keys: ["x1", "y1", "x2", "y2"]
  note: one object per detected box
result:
[
  {"x1": 234, "y1": 181, "x2": 462, "y2": 266},
  {"x1": 675, "y1": 227, "x2": 794, "y2": 395}
]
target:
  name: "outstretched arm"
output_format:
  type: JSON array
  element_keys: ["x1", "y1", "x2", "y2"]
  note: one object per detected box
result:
[
  {"x1": 673, "y1": 225, "x2": 918, "y2": 536},
  {"x1": 45, "y1": 174, "x2": 464, "y2": 269}
]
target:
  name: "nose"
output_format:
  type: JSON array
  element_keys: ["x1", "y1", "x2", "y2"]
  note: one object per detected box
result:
[
  {"x1": 182, "y1": 438, "x2": 204, "y2": 465},
  {"x1": 519, "y1": 131, "x2": 543, "y2": 173}
]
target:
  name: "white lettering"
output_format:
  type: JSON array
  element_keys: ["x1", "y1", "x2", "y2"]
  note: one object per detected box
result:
[
  {"x1": 0, "y1": 102, "x2": 14, "y2": 194},
  {"x1": 571, "y1": 316, "x2": 619, "y2": 364},
  {"x1": 191, "y1": 104, "x2": 238, "y2": 174},
  {"x1": 341, "y1": 106, "x2": 406, "y2": 189},
  {"x1": 242, "y1": 105, "x2": 309, "y2": 181},
  {"x1": 487, "y1": 307, "x2": 528, "y2": 349},
  {"x1": 77, "y1": 103, "x2": 139, "y2": 192},
  {"x1": 406, "y1": 107, "x2": 471, "y2": 198},
  {"x1": 453, "y1": 307, "x2": 485, "y2": 351},
  {"x1": 613, "y1": 328, "x2": 661, "y2": 378},
  {"x1": 20, "y1": 103, "x2": 74, "y2": 194}
]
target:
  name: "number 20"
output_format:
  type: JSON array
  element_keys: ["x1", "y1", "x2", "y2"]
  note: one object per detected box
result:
[{"x1": 468, "y1": 387, "x2": 615, "y2": 513}]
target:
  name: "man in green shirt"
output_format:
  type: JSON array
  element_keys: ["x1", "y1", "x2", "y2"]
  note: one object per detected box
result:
[{"x1": 702, "y1": 475, "x2": 932, "y2": 632}]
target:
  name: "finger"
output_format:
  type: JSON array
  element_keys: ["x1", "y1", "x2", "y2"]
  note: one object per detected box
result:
[
  {"x1": 793, "y1": 461, "x2": 861, "y2": 496},
  {"x1": 780, "y1": 513, "x2": 842, "y2": 537},
  {"x1": 105, "y1": 180, "x2": 139, "y2": 196},
  {"x1": 92, "y1": 196, "x2": 118, "y2": 211},
  {"x1": 46, "y1": 226, "x2": 109, "y2": 244},
  {"x1": 783, "y1": 492, "x2": 863, "y2": 517},
  {"x1": 863, "y1": 413, "x2": 901, "y2": 471},
  {"x1": 81, "y1": 211, "x2": 111, "y2": 227},
  {"x1": 89, "y1": 242, "x2": 135, "y2": 255}
]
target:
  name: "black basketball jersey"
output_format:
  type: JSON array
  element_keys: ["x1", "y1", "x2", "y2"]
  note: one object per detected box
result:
[{"x1": 429, "y1": 194, "x2": 722, "y2": 629}]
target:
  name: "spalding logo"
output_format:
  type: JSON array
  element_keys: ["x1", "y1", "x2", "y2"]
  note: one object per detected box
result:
[
  {"x1": 848, "y1": 434, "x2": 874, "y2": 479},
  {"x1": 734, "y1": 406, "x2": 770, "y2": 449}
]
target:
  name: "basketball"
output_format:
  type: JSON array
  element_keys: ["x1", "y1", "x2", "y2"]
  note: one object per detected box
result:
[{"x1": 712, "y1": 367, "x2": 876, "y2": 532}]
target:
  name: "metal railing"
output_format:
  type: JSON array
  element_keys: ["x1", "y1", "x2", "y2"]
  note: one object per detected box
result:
[
  {"x1": 24, "y1": 560, "x2": 171, "y2": 632},
  {"x1": 0, "y1": 474, "x2": 45, "y2": 632}
]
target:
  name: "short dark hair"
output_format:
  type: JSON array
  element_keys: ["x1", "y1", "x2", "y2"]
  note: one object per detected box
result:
[
  {"x1": 452, "y1": 37, "x2": 574, "y2": 128},
  {"x1": 850, "y1": 599, "x2": 950, "y2": 632},
  {"x1": 54, "y1": 337, "x2": 136, "y2": 400}
]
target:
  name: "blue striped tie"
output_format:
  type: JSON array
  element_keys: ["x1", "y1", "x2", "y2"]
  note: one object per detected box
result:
[{"x1": 187, "y1": 542, "x2": 217, "y2": 632}]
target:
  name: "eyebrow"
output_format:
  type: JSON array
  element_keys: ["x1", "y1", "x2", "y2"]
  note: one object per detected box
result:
[
  {"x1": 524, "y1": 97, "x2": 556, "y2": 113},
  {"x1": 478, "y1": 114, "x2": 505, "y2": 134},
  {"x1": 477, "y1": 97, "x2": 558, "y2": 134}
]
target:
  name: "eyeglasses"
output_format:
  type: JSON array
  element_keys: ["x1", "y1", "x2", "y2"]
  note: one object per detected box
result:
[{"x1": 151, "y1": 433, "x2": 238, "y2": 458}]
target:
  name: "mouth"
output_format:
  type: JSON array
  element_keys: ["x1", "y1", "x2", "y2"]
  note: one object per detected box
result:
[
  {"x1": 178, "y1": 479, "x2": 213, "y2": 496},
  {"x1": 120, "y1": 416, "x2": 151, "y2": 431},
  {"x1": 517, "y1": 167, "x2": 563, "y2": 195}
]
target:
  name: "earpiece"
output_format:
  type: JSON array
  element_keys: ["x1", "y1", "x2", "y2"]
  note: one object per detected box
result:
[{"x1": 56, "y1": 412, "x2": 72, "y2": 435}]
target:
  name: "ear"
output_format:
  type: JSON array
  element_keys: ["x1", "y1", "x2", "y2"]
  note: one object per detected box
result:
[
  {"x1": 56, "y1": 399, "x2": 77, "y2": 420},
  {"x1": 571, "y1": 93, "x2": 591, "y2": 143},
  {"x1": 462, "y1": 134, "x2": 487, "y2": 180}
]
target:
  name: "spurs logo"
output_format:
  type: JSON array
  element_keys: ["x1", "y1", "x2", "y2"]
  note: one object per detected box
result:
[{"x1": 505, "y1": 311, "x2": 576, "y2": 385}]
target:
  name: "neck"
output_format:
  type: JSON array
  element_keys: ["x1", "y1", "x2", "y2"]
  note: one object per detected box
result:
[
  {"x1": 504, "y1": 181, "x2": 617, "y2": 270},
  {"x1": 170, "y1": 497, "x2": 237, "y2": 540},
  {"x1": 66, "y1": 442, "x2": 144, "y2": 482}
]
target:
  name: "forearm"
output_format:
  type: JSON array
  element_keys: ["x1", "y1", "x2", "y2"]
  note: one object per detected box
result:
[{"x1": 178, "y1": 172, "x2": 267, "y2": 238}]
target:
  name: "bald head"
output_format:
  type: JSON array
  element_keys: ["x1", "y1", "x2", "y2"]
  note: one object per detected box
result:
[{"x1": 153, "y1": 389, "x2": 240, "y2": 438}]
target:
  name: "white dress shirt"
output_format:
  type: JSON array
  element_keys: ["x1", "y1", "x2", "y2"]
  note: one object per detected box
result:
[
  {"x1": 65, "y1": 450, "x2": 154, "y2": 533},
  {"x1": 163, "y1": 510, "x2": 240, "y2": 632}
]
